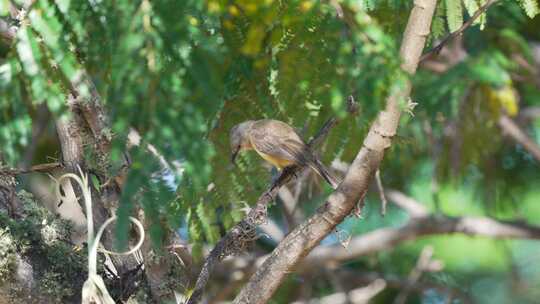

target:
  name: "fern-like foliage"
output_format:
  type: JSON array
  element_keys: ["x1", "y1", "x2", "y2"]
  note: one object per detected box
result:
[
  {"x1": 463, "y1": 0, "x2": 486, "y2": 29},
  {"x1": 446, "y1": 0, "x2": 464, "y2": 32},
  {"x1": 517, "y1": 0, "x2": 540, "y2": 17},
  {"x1": 194, "y1": 1, "x2": 405, "y2": 248},
  {"x1": 1, "y1": 0, "x2": 539, "y2": 252}
]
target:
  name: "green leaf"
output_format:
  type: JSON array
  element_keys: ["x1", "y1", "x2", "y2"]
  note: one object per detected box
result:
[
  {"x1": 445, "y1": 0, "x2": 464, "y2": 32},
  {"x1": 29, "y1": 10, "x2": 60, "y2": 46},
  {"x1": 431, "y1": 1, "x2": 447, "y2": 39},
  {"x1": 463, "y1": 0, "x2": 486, "y2": 29},
  {"x1": 517, "y1": 0, "x2": 540, "y2": 18}
]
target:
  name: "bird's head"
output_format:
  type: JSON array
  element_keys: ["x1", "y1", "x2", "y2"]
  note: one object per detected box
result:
[{"x1": 230, "y1": 120, "x2": 255, "y2": 165}]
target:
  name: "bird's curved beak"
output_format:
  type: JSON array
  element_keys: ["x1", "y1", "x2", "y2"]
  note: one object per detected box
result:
[{"x1": 231, "y1": 146, "x2": 240, "y2": 165}]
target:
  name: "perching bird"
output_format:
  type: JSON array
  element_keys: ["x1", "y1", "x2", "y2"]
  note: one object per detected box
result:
[{"x1": 230, "y1": 119, "x2": 339, "y2": 189}]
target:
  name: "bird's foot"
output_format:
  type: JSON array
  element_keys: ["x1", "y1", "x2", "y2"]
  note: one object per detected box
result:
[
  {"x1": 270, "y1": 167, "x2": 280, "y2": 185},
  {"x1": 282, "y1": 165, "x2": 299, "y2": 180}
]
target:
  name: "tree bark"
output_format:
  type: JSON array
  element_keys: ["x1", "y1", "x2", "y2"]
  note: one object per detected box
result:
[{"x1": 233, "y1": 1, "x2": 438, "y2": 303}]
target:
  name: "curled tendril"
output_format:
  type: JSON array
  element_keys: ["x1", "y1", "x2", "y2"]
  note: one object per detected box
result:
[{"x1": 49, "y1": 166, "x2": 145, "y2": 304}]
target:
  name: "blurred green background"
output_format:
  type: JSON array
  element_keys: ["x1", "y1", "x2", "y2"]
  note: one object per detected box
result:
[{"x1": 1, "y1": 0, "x2": 540, "y2": 303}]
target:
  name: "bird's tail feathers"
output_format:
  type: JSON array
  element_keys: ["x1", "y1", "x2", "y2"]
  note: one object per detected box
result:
[{"x1": 310, "y1": 158, "x2": 340, "y2": 189}]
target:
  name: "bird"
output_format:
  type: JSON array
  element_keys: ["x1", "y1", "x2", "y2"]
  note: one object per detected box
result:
[{"x1": 229, "y1": 119, "x2": 339, "y2": 189}]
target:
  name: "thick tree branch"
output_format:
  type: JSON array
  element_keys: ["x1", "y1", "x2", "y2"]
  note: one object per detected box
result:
[
  {"x1": 56, "y1": 116, "x2": 85, "y2": 172},
  {"x1": 232, "y1": 2, "x2": 437, "y2": 303},
  {"x1": 220, "y1": 184, "x2": 540, "y2": 302},
  {"x1": 305, "y1": 215, "x2": 540, "y2": 266},
  {"x1": 69, "y1": 75, "x2": 112, "y2": 168},
  {"x1": 231, "y1": 191, "x2": 540, "y2": 271}
]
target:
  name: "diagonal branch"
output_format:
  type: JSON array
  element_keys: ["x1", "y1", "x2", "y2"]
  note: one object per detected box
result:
[
  {"x1": 420, "y1": 0, "x2": 498, "y2": 62},
  {"x1": 227, "y1": 191, "x2": 540, "y2": 295},
  {"x1": 186, "y1": 109, "x2": 353, "y2": 304},
  {"x1": 498, "y1": 114, "x2": 540, "y2": 162},
  {"x1": 301, "y1": 190, "x2": 540, "y2": 267},
  {"x1": 232, "y1": 1, "x2": 437, "y2": 303}
]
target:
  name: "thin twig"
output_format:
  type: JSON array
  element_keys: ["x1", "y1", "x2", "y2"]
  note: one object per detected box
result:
[
  {"x1": 420, "y1": 0, "x2": 498, "y2": 62},
  {"x1": 0, "y1": 162, "x2": 63, "y2": 175},
  {"x1": 375, "y1": 170, "x2": 387, "y2": 216},
  {"x1": 498, "y1": 115, "x2": 540, "y2": 162}
]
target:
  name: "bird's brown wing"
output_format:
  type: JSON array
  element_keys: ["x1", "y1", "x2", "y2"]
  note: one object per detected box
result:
[
  {"x1": 280, "y1": 138, "x2": 311, "y2": 165},
  {"x1": 249, "y1": 124, "x2": 308, "y2": 165}
]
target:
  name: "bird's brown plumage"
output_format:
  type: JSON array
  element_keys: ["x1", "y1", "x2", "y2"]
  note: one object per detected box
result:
[{"x1": 230, "y1": 119, "x2": 340, "y2": 189}]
